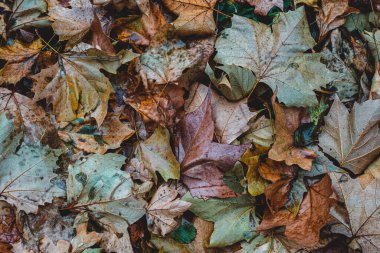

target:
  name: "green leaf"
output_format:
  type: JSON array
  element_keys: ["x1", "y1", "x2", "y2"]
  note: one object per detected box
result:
[
  {"x1": 151, "y1": 235, "x2": 193, "y2": 253},
  {"x1": 214, "y1": 7, "x2": 340, "y2": 106},
  {"x1": 182, "y1": 193, "x2": 257, "y2": 247},
  {"x1": 206, "y1": 64, "x2": 256, "y2": 101},
  {"x1": 241, "y1": 234, "x2": 289, "y2": 253},
  {"x1": 139, "y1": 126, "x2": 180, "y2": 181},
  {"x1": 170, "y1": 218, "x2": 197, "y2": 244},
  {"x1": 66, "y1": 153, "x2": 147, "y2": 224},
  {"x1": 223, "y1": 161, "x2": 246, "y2": 194}
]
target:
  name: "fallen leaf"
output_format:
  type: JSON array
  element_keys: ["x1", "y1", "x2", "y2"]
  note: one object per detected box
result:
[
  {"x1": 258, "y1": 175, "x2": 335, "y2": 248},
  {"x1": 49, "y1": 0, "x2": 95, "y2": 47},
  {"x1": 59, "y1": 114, "x2": 135, "y2": 154},
  {"x1": 90, "y1": 14, "x2": 115, "y2": 54},
  {"x1": 179, "y1": 90, "x2": 248, "y2": 199},
  {"x1": 185, "y1": 83, "x2": 257, "y2": 144},
  {"x1": 126, "y1": 92, "x2": 176, "y2": 128},
  {"x1": 66, "y1": 153, "x2": 147, "y2": 224},
  {"x1": 162, "y1": 0, "x2": 216, "y2": 36},
  {"x1": 170, "y1": 218, "x2": 197, "y2": 244},
  {"x1": 71, "y1": 213, "x2": 102, "y2": 253},
  {"x1": 330, "y1": 172, "x2": 380, "y2": 252},
  {"x1": 363, "y1": 30, "x2": 380, "y2": 99},
  {"x1": 39, "y1": 237, "x2": 71, "y2": 253},
  {"x1": 139, "y1": 126, "x2": 180, "y2": 181},
  {"x1": 268, "y1": 94, "x2": 317, "y2": 170},
  {"x1": 240, "y1": 115, "x2": 274, "y2": 148},
  {"x1": 238, "y1": 0, "x2": 283, "y2": 16},
  {"x1": 0, "y1": 113, "x2": 65, "y2": 213},
  {"x1": 0, "y1": 201, "x2": 20, "y2": 244},
  {"x1": 0, "y1": 40, "x2": 42, "y2": 85},
  {"x1": 147, "y1": 183, "x2": 191, "y2": 236},
  {"x1": 214, "y1": 7, "x2": 340, "y2": 106},
  {"x1": 241, "y1": 234, "x2": 289, "y2": 253},
  {"x1": 316, "y1": 0, "x2": 359, "y2": 41},
  {"x1": 0, "y1": 88, "x2": 58, "y2": 146},
  {"x1": 182, "y1": 192, "x2": 257, "y2": 247},
  {"x1": 265, "y1": 178, "x2": 293, "y2": 213},
  {"x1": 319, "y1": 97, "x2": 380, "y2": 174}
]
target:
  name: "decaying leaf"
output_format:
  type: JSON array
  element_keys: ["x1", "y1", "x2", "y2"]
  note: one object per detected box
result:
[
  {"x1": 0, "y1": 40, "x2": 42, "y2": 85},
  {"x1": 59, "y1": 114, "x2": 135, "y2": 154},
  {"x1": 139, "y1": 126, "x2": 180, "y2": 181},
  {"x1": 179, "y1": 90, "x2": 248, "y2": 199},
  {"x1": 316, "y1": 0, "x2": 359, "y2": 40},
  {"x1": 214, "y1": 7, "x2": 340, "y2": 106},
  {"x1": 330, "y1": 172, "x2": 380, "y2": 252},
  {"x1": 319, "y1": 97, "x2": 380, "y2": 174},
  {"x1": 49, "y1": 0, "x2": 95, "y2": 47},
  {"x1": 268, "y1": 94, "x2": 317, "y2": 170},
  {"x1": 162, "y1": 0, "x2": 216, "y2": 36},
  {"x1": 147, "y1": 183, "x2": 191, "y2": 236},
  {"x1": 71, "y1": 213, "x2": 102, "y2": 253},
  {"x1": 239, "y1": 0, "x2": 283, "y2": 16},
  {"x1": 185, "y1": 83, "x2": 257, "y2": 144},
  {"x1": 66, "y1": 153, "x2": 147, "y2": 224},
  {"x1": 258, "y1": 175, "x2": 335, "y2": 248}
]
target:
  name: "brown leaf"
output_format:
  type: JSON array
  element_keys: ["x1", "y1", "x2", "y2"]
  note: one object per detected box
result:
[
  {"x1": 265, "y1": 178, "x2": 293, "y2": 213},
  {"x1": 179, "y1": 90, "x2": 248, "y2": 199},
  {"x1": 319, "y1": 97, "x2": 380, "y2": 174},
  {"x1": 268, "y1": 94, "x2": 317, "y2": 170},
  {"x1": 237, "y1": 0, "x2": 283, "y2": 16},
  {"x1": 0, "y1": 201, "x2": 20, "y2": 244},
  {"x1": 90, "y1": 14, "x2": 115, "y2": 55},
  {"x1": 258, "y1": 159, "x2": 295, "y2": 183},
  {"x1": 162, "y1": 0, "x2": 216, "y2": 36},
  {"x1": 0, "y1": 88, "x2": 59, "y2": 147},
  {"x1": 126, "y1": 92, "x2": 176, "y2": 128},
  {"x1": 316, "y1": 0, "x2": 359, "y2": 41},
  {"x1": 258, "y1": 175, "x2": 335, "y2": 248},
  {"x1": 147, "y1": 183, "x2": 191, "y2": 236},
  {"x1": 59, "y1": 114, "x2": 135, "y2": 154},
  {"x1": 71, "y1": 213, "x2": 102, "y2": 253},
  {"x1": 0, "y1": 40, "x2": 42, "y2": 85}
]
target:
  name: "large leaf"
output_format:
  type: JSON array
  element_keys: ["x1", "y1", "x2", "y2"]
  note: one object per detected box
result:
[
  {"x1": 319, "y1": 97, "x2": 380, "y2": 174},
  {"x1": 179, "y1": 89, "x2": 248, "y2": 199},
  {"x1": 182, "y1": 193, "x2": 257, "y2": 247},
  {"x1": 214, "y1": 7, "x2": 340, "y2": 106},
  {"x1": 66, "y1": 153, "x2": 147, "y2": 224},
  {"x1": 0, "y1": 113, "x2": 65, "y2": 213},
  {"x1": 330, "y1": 172, "x2": 380, "y2": 252}
]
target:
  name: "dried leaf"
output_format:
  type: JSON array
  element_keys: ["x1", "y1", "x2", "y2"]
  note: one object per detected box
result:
[
  {"x1": 239, "y1": 0, "x2": 283, "y2": 16},
  {"x1": 179, "y1": 90, "x2": 248, "y2": 199},
  {"x1": 147, "y1": 183, "x2": 191, "y2": 236},
  {"x1": 319, "y1": 97, "x2": 380, "y2": 174},
  {"x1": 268, "y1": 94, "x2": 317, "y2": 170}
]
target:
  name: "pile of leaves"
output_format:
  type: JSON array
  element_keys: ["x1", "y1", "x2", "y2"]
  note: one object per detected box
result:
[{"x1": 0, "y1": 0, "x2": 379, "y2": 252}]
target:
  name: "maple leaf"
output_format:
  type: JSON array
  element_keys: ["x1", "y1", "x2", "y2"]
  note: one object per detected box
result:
[
  {"x1": 49, "y1": 0, "x2": 95, "y2": 47},
  {"x1": 214, "y1": 7, "x2": 341, "y2": 106},
  {"x1": 258, "y1": 175, "x2": 335, "y2": 248},
  {"x1": 0, "y1": 40, "x2": 42, "y2": 85},
  {"x1": 162, "y1": 0, "x2": 216, "y2": 36},
  {"x1": 330, "y1": 172, "x2": 380, "y2": 252},
  {"x1": 0, "y1": 113, "x2": 65, "y2": 213},
  {"x1": 66, "y1": 153, "x2": 147, "y2": 224},
  {"x1": 268, "y1": 94, "x2": 317, "y2": 170},
  {"x1": 179, "y1": 89, "x2": 248, "y2": 199},
  {"x1": 138, "y1": 126, "x2": 180, "y2": 181},
  {"x1": 182, "y1": 192, "x2": 258, "y2": 247},
  {"x1": 319, "y1": 97, "x2": 380, "y2": 174},
  {"x1": 147, "y1": 183, "x2": 191, "y2": 236},
  {"x1": 185, "y1": 83, "x2": 257, "y2": 144},
  {"x1": 239, "y1": 0, "x2": 284, "y2": 16}
]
